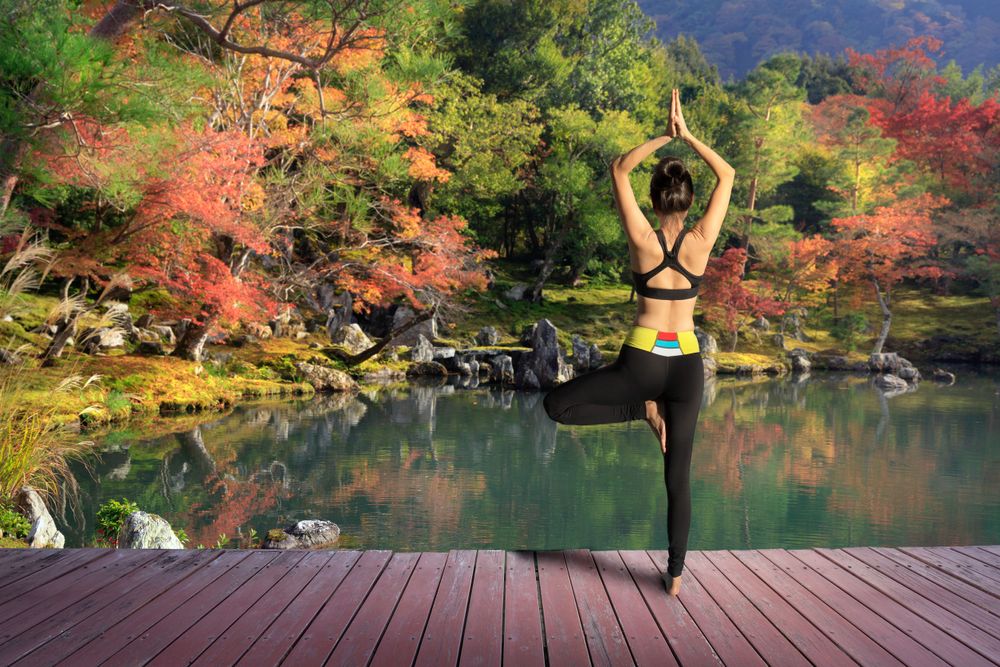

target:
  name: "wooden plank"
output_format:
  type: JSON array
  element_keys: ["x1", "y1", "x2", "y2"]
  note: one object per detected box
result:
[
  {"x1": 950, "y1": 546, "x2": 1000, "y2": 569},
  {"x1": 232, "y1": 550, "x2": 363, "y2": 667},
  {"x1": 9, "y1": 550, "x2": 222, "y2": 666},
  {"x1": 370, "y1": 551, "x2": 448, "y2": 667},
  {"x1": 929, "y1": 547, "x2": 1000, "y2": 584},
  {"x1": 953, "y1": 546, "x2": 1000, "y2": 571},
  {"x1": 979, "y1": 545, "x2": 1000, "y2": 559},
  {"x1": 563, "y1": 548, "x2": 633, "y2": 666},
  {"x1": 898, "y1": 546, "x2": 1000, "y2": 598},
  {"x1": 0, "y1": 551, "x2": 201, "y2": 666},
  {"x1": 792, "y1": 548, "x2": 993, "y2": 667},
  {"x1": 0, "y1": 549, "x2": 65, "y2": 586},
  {"x1": 873, "y1": 547, "x2": 1000, "y2": 619},
  {"x1": 0, "y1": 549, "x2": 111, "y2": 606},
  {"x1": 704, "y1": 549, "x2": 864, "y2": 666},
  {"x1": 459, "y1": 549, "x2": 505, "y2": 667},
  {"x1": 326, "y1": 551, "x2": 421, "y2": 666},
  {"x1": 619, "y1": 550, "x2": 722, "y2": 666},
  {"x1": 500, "y1": 551, "x2": 545, "y2": 667},
  {"x1": 760, "y1": 548, "x2": 946, "y2": 666},
  {"x1": 96, "y1": 550, "x2": 280, "y2": 666},
  {"x1": 148, "y1": 550, "x2": 309, "y2": 666},
  {"x1": 0, "y1": 549, "x2": 162, "y2": 640},
  {"x1": 814, "y1": 547, "x2": 1000, "y2": 661},
  {"x1": 280, "y1": 549, "x2": 393, "y2": 665},
  {"x1": 536, "y1": 550, "x2": 590, "y2": 667},
  {"x1": 55, "y1": 549, "x2": 254, "y2": 665},
  {"x1": 844, "y1": 547, "x2": 1000, "y2": 636},
  {"x1": 682, "y1": 551, "x2": 809, "y2": 666},
  {"x1": 192, "y1": 551, "x2": 337, "y2": 666},
  {"x1": 732, "y1": 549, "x2": 906, "y2": 667},
  {"x1": 592, "y1": 550, "x2": 676, "y2": 667},
  {"x1": 413, "y1": 550, "x2": 476, "y2": 667}
]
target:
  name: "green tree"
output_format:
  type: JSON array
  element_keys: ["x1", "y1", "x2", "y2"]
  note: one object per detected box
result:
[{"x1": 724, "y1": 53, "x2": 808, "y2": 274}]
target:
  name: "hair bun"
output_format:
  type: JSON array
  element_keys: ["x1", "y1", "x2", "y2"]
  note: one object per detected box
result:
[{"x1": 666, "y1": 162, "x2": 686, "y2": 179}]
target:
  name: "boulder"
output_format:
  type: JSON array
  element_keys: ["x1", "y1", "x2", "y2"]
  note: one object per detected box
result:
[
  {"x1": 588, "y1": 343, "x2": 603, "y2": 370},
  {"x1": 118, "y1": 511, "x2": 183, "y2": 549},
  {"x1": 492, "y1": 355, "x2": 515, "y2": 385},
  {"x1": 78, "y1": 327, "x2": 126, "y2": 354},
  {"x1": 517, "y1": 319, "x2": 573, "y2": 388},
  {"x1": 570, "y1": 335, "x2": 591, "y2": 373},
  {"x1": 751, "y1": 316, "x2": 771, "y2": 331},
  {"x1": 406, "y1": 361, "x2": 448, "y2": 376},
  {"x1": 772, "y1": 333, "x2": 785, "y2": 349},
  {"x1": 431, "y1": 346, "x2": 456, "y2": 361},
  {"x1": 504, "y1": 283, "x2": 530, "y2": 301},
  {"x1": 295, "y1": 362, "x2": 358, "y2": 392},
  {"x1": 474, "y1": 326, "x2": 500, "y2": 346},
  {"x1": 263, "y1": 520, "x2": 340, "y2": 549},
  {"x1": 149, "y1": 325, "x2": 177, "y2": 345},
  {"x1": 134, "y1": 313, "x2": 154, "y2": 329},
  {"x1": 331, "y1": 323, "x2": 373, "y2": 355},
  {"x1": 409, "y1": 334, "x2": 434, "y2": 363},
  {"x1": 15, "y1": 486, "x2": 64, "y2": 548},
  {"x1": 788, "y1": 348, "x2": 812, "y2": 373},
  {"x1": 517, "y1": 367, "x2": 540, "y2": 389},
  {"x1": 105, "y1": 302, "x2": 135, "y2": 335},
  {"x1": 391, "y1": 305, "x2": 438, "y2": 346},
  {"x1": 702, "y1": 355, "x2": 718, "y2": 376},
  {"x1": 694, "y1": 327, "x2": 718, "y2": 354},
  {"x1": 869, "y1": 352, "x2": 921, "y2": 382}
]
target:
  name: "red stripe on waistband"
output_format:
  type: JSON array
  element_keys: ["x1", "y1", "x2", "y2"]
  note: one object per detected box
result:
[{"x1": 656, "y1": 331, "x2": 678, "y2": 341}]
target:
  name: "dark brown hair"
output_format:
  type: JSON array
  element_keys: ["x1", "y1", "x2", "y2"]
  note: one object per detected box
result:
[{"x1": 650, "y1": 156, "x2": 693, "y2": 214}]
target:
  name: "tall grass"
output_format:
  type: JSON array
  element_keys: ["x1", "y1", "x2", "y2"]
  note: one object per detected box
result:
[{"x1": 0, "y1": 368, "x2": 98, "y2": 504}]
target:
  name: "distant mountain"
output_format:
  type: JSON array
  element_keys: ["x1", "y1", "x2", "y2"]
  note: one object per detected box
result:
[{"x1": 637, "y1": 0, "x2": 1000, "y2": 81}]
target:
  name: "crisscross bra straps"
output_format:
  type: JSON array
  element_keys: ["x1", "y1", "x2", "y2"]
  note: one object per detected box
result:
[{"x1": 632, "y1": 227, "x2": 704, "y2": 300}]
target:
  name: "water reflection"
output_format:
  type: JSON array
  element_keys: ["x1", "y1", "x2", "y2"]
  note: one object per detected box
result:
[{"x1": 69, "y1": 366, "x2": 1000, "y2": 552}]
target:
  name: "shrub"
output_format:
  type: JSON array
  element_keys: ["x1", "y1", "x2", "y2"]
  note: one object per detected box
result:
[
  {"x1": 95, "y1": 497, "x2": 139, "y2": 547},
  {"x1": 830, "y1": 312, "x2": 869, "y2": 351},
  {"x1": 0, "y1": 500, "x2": 30, "y2": 539}
]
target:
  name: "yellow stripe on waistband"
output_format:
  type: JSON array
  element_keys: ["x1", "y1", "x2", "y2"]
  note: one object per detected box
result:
[{"x1": 622, "y1": 325, "x2": 700, "y2": 354}]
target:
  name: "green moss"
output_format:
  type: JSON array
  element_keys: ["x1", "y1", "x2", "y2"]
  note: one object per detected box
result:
[{"x1": 0, "y1": 536, "x2": 28, "y2": 548}]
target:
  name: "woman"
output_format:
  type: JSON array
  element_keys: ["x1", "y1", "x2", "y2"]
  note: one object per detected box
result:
[{"x1": 542, "y1": 88, "x2": 735, "y2": 596}]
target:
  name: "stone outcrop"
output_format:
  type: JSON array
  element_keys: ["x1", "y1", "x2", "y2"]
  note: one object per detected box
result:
[
  {"x1": 694, "y1": 327, "x2": 718, "y2": 354},
  {"x1": 295, "y1": 362, "x2": 358, "y2": 392},
  {"x1": 331, "y1": 323, "x2": 373, "y2": 355},
  {"x1": 15, "y1": 486, "x2": 64, "y2": 548},
  {"x1": 874, "y1": 373, "x2": 909, "y2": 391},
  {"x1": 391, "y1": 305, "x2": 438, "y2": 345},
  {"x1": 409, "y1": 334, "x2": 435, "y2": 363},
  {"x1": 516, "y1": 319, "x2": 573, "y2": 389},
  {"x1": 263, "y1": 520, "x2": 340, "y2": 549},
  {"x1": 868, "y1": 352, "x2": 921, "y2": 383},
  {"x1": 118, "y1": 511, "x2": 184, "y2": 549},
  {"x1": 474, "y1": 326, "x2": 500, "y2": 346},
  {"x1": 406, "y1": 361, "x2": 449, "y2": 376},
  {"x1": 787, "y1": 348, "x2": 811, "y2": 373}
]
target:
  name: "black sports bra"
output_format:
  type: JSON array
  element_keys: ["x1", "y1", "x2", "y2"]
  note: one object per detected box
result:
[{"x1": 632, "y1": 227, "x2": 704, "y2": 300}]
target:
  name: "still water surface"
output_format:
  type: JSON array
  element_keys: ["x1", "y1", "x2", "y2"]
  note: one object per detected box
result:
[{"x1": 68, "y1": 366, "x2": 1000, "y2": 551}]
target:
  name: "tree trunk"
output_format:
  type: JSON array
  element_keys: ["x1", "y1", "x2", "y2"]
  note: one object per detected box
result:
[
  {"x1": 39, "y1": 277, "x2": 89, "y2": 367},
  {"x1": 530, "y1": 224, "x2": 570, "y2": 303},
  {"x1": 330, "y1": 305, "x2": 437, "y2": 366},
  {"x1": 172, "y1": 314, "x2": 218, "y2": 362},
  {"x1": 871, "y1": 277, "x2": 891, "y2": 355},
  {"x1": 730, "y1": 327, "x2": 739, "y2": 352}
]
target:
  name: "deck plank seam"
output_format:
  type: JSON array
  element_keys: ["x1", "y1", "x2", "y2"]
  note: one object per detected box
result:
[
  {"x1": 793, "y1": 547, "x2": 982, "y2": 667},
  {"x1": 362, "y1": 550, "x2": 426, "y2": 667},
  {"x1": 588, "y1": 550, "x2": 641, "y2": 667},
  {"x1": 174, "y1": 550, "x2": 313, "y2": 667},
  {"x1": 899, "y1": 547, "x2": 1000, "y2": 598}
]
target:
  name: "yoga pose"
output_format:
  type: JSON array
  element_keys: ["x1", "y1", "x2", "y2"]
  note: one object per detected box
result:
[{"x1": 543, "y1": 88, "x2": 735, "y2": 596}]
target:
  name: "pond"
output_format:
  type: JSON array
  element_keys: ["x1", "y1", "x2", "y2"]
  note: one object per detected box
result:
[{"x1": 62, "y1": 365, "x2": 1000, "y2": 552}]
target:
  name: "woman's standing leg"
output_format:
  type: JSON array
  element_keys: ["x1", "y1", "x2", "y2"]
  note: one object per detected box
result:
[
  {"x1": 660, "y1": 352, "x2": 705, "y2": 578},
  {"x1": 543, "y1": 345, "x2": 669, "y2": 425}
]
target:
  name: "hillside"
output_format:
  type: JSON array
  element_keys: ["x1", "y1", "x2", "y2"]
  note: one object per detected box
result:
[{"x1": 637, "y1": 0, "x2": 1000, "y2": 80}]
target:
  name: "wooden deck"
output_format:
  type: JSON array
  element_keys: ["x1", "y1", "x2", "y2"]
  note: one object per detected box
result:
[{"x1": 0, "y1": 545, "x2": 998, "y2": 666}]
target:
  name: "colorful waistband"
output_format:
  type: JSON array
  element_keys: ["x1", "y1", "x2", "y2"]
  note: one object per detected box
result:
[{"x1": 623, "y1": 325, "x2": 700, "y2": 356}]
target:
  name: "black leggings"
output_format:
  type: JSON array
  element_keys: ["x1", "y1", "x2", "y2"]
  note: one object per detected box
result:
[{"x1": 542, "y1": 342, "x2": 705, "y2": 577}]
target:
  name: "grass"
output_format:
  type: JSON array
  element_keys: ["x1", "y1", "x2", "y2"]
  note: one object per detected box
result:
[{"x1": 0, "y1": 367, "x2": 97, "y2": 504}]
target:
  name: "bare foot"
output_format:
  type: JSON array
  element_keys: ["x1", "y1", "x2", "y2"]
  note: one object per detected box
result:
[
  {"x1": 662, "y1": 570, "x2": 682, "y2": 596},
  {"x1": 644, "y1": 399, "x2": 668, "y2": 454}
]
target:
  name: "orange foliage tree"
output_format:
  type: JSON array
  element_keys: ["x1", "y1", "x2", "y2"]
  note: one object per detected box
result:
[{"x1": 829, "y1": 193, "x2": 949, "y2": 354}]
